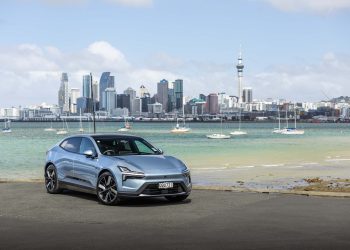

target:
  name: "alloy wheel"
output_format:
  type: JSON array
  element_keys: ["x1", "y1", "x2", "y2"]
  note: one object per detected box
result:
[{"x1": 97, "y1": 174, "x2": 119, "y2": 204}]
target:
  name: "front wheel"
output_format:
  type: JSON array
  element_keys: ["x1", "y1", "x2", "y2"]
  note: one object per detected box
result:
[
  {"x1": 165, "y1": 195, "x2": 189, "y2": 202},
  {"x1": 97, "y1": 172, "x2": 121, "y2": 205},
  {"x1": 45, "y1": 165, "x2": 62, "y2": 194}
]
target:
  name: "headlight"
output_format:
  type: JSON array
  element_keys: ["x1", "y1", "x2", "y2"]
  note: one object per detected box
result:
[
  {"x1": 183, "y1": 169, "x2": 191, "y2": 183},
  {"x1": 118, "y1": 166, "x2": 145, "y2": 181}
]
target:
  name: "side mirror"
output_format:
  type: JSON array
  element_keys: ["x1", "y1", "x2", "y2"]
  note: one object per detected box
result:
[
  {"x1": 83, "y1": 150, "x2": 95, "y2": 158},
  {"x1": 158, "y1": 148, "x2": 164, "y2": 154}
]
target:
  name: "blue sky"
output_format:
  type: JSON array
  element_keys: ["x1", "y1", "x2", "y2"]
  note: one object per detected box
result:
[{"x1": 1, "y1": 0, "x2": 350, "y2": 106}]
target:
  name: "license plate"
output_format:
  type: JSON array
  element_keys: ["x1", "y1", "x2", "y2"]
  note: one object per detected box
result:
[{"x1": 158, "y1": 182, "x2": 174, "y2": 189}]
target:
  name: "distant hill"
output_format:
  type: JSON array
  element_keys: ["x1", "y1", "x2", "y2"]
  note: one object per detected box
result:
[{"x1": 328, "y1": 96, "x2": 350, "y2": 103}]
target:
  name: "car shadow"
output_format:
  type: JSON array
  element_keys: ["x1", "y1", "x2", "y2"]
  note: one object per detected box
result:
[{"x1": 60, "y1": 189, "x2": 192, "y2": 207}]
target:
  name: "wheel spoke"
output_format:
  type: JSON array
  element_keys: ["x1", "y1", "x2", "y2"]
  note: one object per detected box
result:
[
  {"x1": 98, "y1": 184, "x2": 106, "y2": 190},
  {"x1": 106, "y1": 176, "x2": 111, "y2": 186},
  {"x1": 110, "y1": 188, "x2": 118, "y2": 195}
]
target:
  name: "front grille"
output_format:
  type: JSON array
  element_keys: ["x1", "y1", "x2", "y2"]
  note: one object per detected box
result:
[{"x1": 141, "y1": 183, "x2": 184, "y2": 195}]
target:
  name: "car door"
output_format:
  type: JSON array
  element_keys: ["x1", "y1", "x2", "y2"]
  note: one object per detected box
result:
[
  {"x1": 56, "y1": 137, "x2": 82, "y2": 182},
  {"x1": 73, "y1": 137, "x2": 100, "y2": 189}
]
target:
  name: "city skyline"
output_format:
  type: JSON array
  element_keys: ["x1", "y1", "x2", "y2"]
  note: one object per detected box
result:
[{"x1": 0, "y1": 0, "x2": 349, "y2": 107}]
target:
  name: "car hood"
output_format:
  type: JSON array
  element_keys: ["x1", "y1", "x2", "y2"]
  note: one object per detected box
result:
[{"x1": 114, "y1": 155, "x2": 186, "y2": 175}]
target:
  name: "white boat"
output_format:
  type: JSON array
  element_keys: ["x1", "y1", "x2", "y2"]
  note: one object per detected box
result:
[
  {"x1": 171, "y1": 103, "x2": 191, "y2": 133},
  {"x1": 273, "y1": 107, "x2": 284, "y2": 134},
  {"x1": 206, "y1": 133, "x2": 231, "y2": 139},
  {"x1": 281, "y1": 104, "x2": 304, "y2": 135},
  {"x1": 230, "y1": 108, "x2": 247, "y2": 136},
  {"x1": 171, "y1": 119, "x2": 191, "y2": 133},
  {"x1": 118, "y1": 118, "x2": 131, "y2": 132},
  {"x1": 207, "y1": 116, "x2": 230, "y2": 139},
  {"x1": 78, "y1": 109, "x2": 84, "y2": 132},
  {"x1": 44, "y1": 121, "x2": 56, "y2": 132},
  {"x1": 2, "y1": 119, "x2": 12, "y2": 133},
  {"x1": 56, "y1": 119, "x2": 68, "y2": 135}
]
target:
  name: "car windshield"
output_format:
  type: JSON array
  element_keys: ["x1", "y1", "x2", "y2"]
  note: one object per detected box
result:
[{"x1": 92, "y1": 137, "x2": 160, "y2": 156}]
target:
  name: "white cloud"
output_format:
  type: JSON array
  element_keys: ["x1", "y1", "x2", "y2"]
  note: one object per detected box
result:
[
  {"x1": 0, "y1": 41, "x2": 349, "y2": 107},
  {"x1": 265, "y1": 0, "x2": 350, "y2": 13}
]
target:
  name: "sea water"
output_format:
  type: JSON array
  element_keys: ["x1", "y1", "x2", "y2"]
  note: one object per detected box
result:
[{"x1": 1, "y1": 122, "x2": 350, "y2": 184}]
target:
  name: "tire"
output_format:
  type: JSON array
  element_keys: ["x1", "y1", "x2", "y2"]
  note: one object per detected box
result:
[
  {"x1": 96, "y1": 172, "x2": 121, "y2": 205},
  {"x1": 165, "y1": 195, "x2": 189, "y2": 202},
  {"x1": 45, "y1": 164, "x2": 62, "y2": 194}
]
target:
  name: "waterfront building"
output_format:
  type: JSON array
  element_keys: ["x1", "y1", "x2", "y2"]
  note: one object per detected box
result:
[
  {"x1": 157, "y1": 79, "x2": 169, "y2": 112},
  {"x1": 148, "y1": 102, "x2": 163, "y2": 115},
  {"x1": 168, "y1": 87, "x2": 175, "y2": 113},
  {"x1": 70, "y1": 88, "x2": 80, "y2": 114},
  {"x1": 105, "y1": 88, "x2": 116, "y2": 115},
  {"x1": 242, "y1": 87, "x2": 253, "y2": 103},
  {"x1": 199, "y1": 94, "x2": 207, "y2": 102},
  {"x1": 131, "y1": 97, "x2": 142, "y2": 116},
  {"x1": 236, "y1": 48, "x2": 244, "y2": 103},
  {"x1": 58, "y1": 73, "x2": 70, "y2": 113},
  {"x1": 173, "y1": 79, "x2": 184, "y2": 111},
  {"x1": 77, "y1": 97, "x2": 93, "y2": 113},
  {"x1": 206, "y1": 93, "x2": 219, "y2": 115}
]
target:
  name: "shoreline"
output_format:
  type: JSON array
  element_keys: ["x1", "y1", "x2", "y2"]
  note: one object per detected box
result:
[{"x1": 2, "y1": 178, "x2": 349, "y2": 198}]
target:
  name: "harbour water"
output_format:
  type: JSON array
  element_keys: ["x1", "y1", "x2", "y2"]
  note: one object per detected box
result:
[{"x1": 1, "y1": 122, "x2": 350, "y2": 188}]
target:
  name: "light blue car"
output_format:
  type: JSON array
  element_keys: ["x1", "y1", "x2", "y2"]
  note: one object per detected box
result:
[{"x1": 45, "y1": 134, "x2": 191, "y2": 205}]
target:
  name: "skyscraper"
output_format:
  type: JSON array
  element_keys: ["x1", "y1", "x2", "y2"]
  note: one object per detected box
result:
[
  {"x1": 92, "y1": 80, "x2": 99, "y2": 102},
  {"x1": 70, "y1": 88, "x2": 80, "y2": 114},
  {"x1": 173, "y1": 79, "x2": 184, "y2": 110},
  {"x1": 58, "y1": 73, "x2": 70, "y2": 113},
  {"x1": 206, "y1": 93, "x2": 219, "y2": 115},
  {"x1": 157, "y1": 79, "x2": 169, "y2": 112},
  {"x1": 242, "y1": 87, "x2": 253, "y2": 103},
  {"x1": 124, "y1": 87, "x2": 136, "y2": 113},
  {"x1": 105, "y1": 88, "x2": 116, "y2": 115},
  {"x1": 236, "y1": 48, "x2": 244, "y2": 103},
  {"x1": 99, "y1": 72, "x2": 115, "y2": 110},
  {"x1": 140, "y1": 85, "x2": 149, "y2": 98},
  {"x1": 82, "y1": 75, "x2": 91, "y2": 98}
]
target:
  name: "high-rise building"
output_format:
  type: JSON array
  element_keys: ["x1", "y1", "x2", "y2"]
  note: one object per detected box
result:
[
  {"x1": 99, "y1": 72, "x2": 115, "y2": 110},
  {"x1": 141, "y1": 93, "x2": 151, "y2": 113},
  {"x1": 82, "y1": 75, "x2": 91, "y2": 98},
  {"x1": 140, "y1": 85, "x2": 149, "y2": 97},
  {"x1": 58, "y1": 73, "x2": 70, "y2": 113},
  {"x1": 70, "y1": 88, "x2": 80, "y2": 114},
  {"x1": 236, "y1": 48, "x2": 244, "y2": 103},
  {"x1": 105, "y1": 88, "x2": 116, "y2": 114},
  {"x1": 206, "y1": 93, "x2": 219, "y2": 115},
  {"x1": 173, "y1": 79, "x2": 183, "y2": 110},
  {"x1": 157, "y1": 79, "x2": 169, "y2": 112},
  {"x1": 131, "y1": 98, "x2": 142, "y2": 115},
  {"x1": 117, "y1": 94, "x2": 131, "y2": 111},
  {"x1": 168, "y1": 87, "x2": 175, "y2": 112},
  {"x1": 242, "y1": 87, "x2": 253, "y2": 103},
  {"x1": 92, "y1": 80, "x2": 99, "y2": 102},
  {"x1": 124, "y1": 87, "x2": 136, "y2": 113}
]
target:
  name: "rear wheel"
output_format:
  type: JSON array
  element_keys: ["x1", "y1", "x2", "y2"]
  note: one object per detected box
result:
[
  {"x1": 45, "y1": 165, "x2": 62, "y2": 194},
  {"x1": 97, "y1": 172, "x2": 121, "y2": 205},
  {"x1": 165, "y1": 195, "x2": 189, "y2": 202}
]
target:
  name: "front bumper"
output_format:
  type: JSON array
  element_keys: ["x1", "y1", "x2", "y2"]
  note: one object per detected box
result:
[{"x1": 118, "y1": 179, "x2": 192, "y2": 198}]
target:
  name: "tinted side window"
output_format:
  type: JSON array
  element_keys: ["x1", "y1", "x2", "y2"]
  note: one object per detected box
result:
[
  {"x1": 60, "y1": 137, "x2": 82, "y2": 153},
  {"x1": 79, "y1": 138, "x2": 97, "y2": 155},
  {"x1": 134, "y1": 140, "x2": 155, "y2": 154}
]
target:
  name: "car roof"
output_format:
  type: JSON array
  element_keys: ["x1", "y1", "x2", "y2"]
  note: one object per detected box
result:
[{"x1": 79, "y1": 133, "x2": 143, "y2": 140}]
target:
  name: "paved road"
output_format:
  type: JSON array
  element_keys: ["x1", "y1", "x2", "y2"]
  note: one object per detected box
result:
[{"x1": 0, "y1": 183, "x2": 349, "y2": 250}]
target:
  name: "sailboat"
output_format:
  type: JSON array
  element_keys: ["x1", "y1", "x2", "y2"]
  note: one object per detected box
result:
[
  {"x1": 78, "y1": 109, "x2": 84, "y2": 132},
  {"x1": 44, "y1": 121, "x2": 56, "y2": 132},
  {"x1": 230, "y1": 108, "x2": 247, "y2": 135},
  {"x1": 118, "y1": 117, "x2": 132, "y2": 132},
  {"x1": 281, "y1": 104, "x2": 304, "y2": 135},
  {"x1": 56, "y1": 119, "x2": 68, "y2": 135},
  {"x1": 2, "y1": 119, "x2": 12, "y2": 133},
  {"x1": 171, "y1": 105, "x2": 191, "y2": 133},
  {"x1": 207, "y1": 116, "x2": 230, "y2": 139},
  {"x1": 273, "y1": 107, "x2": 284, "y2": 134}
]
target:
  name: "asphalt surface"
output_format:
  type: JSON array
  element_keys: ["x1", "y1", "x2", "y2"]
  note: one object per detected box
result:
[{"x1": 0, "y1": 183, "x2": 349, "y2": 250}]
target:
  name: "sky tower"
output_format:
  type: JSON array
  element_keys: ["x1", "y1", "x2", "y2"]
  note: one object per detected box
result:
[{"x1": 236, "y1": 48, "x2": 244, "y2": 103}]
